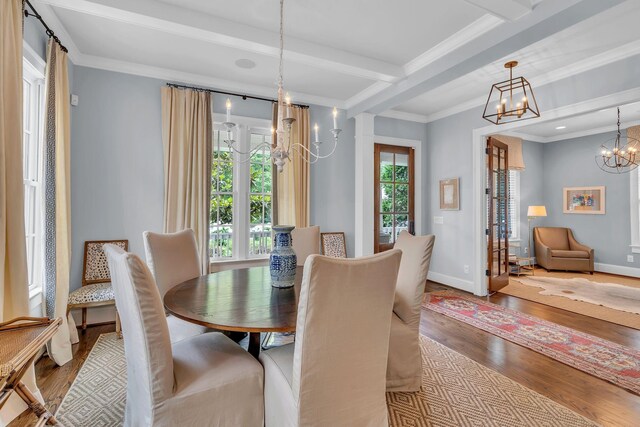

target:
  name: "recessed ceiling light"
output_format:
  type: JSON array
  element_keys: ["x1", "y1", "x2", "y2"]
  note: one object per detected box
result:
[
  {"x1": 555, "y1": 126, "x2": 566, "y2": 130},
  {"x1": 235, "y1": 59, "x2": 256, "y2": 69}
]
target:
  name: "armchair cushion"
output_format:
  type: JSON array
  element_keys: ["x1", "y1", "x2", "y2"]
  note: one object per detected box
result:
[{"x1": 550, "y1": 250, "x2": 590, "y2": 259}]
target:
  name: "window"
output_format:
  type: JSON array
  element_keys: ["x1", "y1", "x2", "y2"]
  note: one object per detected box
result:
[
  {"x1": 22, "y1": 59, "x2": 45, "y2": 292},
  {"x1": 507, "y1": 170, "x2": 520, "y2": 240},
  {"x1": 210, "y1": 119, "x2": 273, "y2": 261}
]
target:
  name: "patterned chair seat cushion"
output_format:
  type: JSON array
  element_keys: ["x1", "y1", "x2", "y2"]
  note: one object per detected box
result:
[{"x1": 68, "y1": 282, "x2": 115, "y2": 305}]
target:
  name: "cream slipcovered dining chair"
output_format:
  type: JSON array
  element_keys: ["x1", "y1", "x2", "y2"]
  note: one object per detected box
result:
[
  {"x1": 260, "y1": 250, "x2": 402, "y2": 427},
  {"x1": 104, "y1": 244, "x2": 264, "y2": 427},
  {"x1": 143, "y1": 229, "x2": 212, "y2": 343},
  {"x1": 291, "y1": 225, "x2": 320, "y2": 266},
  {"x1": 387, "y1": 231, "x2": 435, "y2": 392}
]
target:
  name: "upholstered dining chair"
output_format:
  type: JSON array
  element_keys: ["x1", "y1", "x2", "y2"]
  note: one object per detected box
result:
[
  {"x1": 143, "y1": 229, "x2": 212, "y2": 344},
  {"x1": 260, "y1": 250, "x2": 402, "y2": 427},
  {"x1": 67, "y1": 240, "x2": 128, "y2": 336},
  {"x1": 291, "y1": 225, "x2": 320, "y2": 266},
  {"x1": 387, "y1": 231, "x2": 435, "y2": 392},
  {"x1": 103, "y1": 244, "x2": 264, "y2": 427}
]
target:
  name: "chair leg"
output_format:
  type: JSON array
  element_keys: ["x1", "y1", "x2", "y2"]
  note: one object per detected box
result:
[
  {"x1": 81, "y1": 308, "x2": 87, "y2": 332},
  {"x1": 115, "y1": 309, "x2": 122, "y2": 339}
]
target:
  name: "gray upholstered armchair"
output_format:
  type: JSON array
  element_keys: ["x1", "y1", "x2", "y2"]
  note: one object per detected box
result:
[{"x1": 534, "y1": 227, "x2": 594, "y2": 274}]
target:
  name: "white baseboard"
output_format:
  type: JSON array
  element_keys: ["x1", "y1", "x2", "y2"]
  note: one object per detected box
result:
[
  {"x1": 594, "y1": 262, "x2": 640, "y2": 278},
  {"x1": 428, "y1": 271, "x2": 475, "y2": 294}
]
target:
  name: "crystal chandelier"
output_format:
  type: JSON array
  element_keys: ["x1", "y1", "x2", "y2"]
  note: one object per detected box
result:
[
  {"x1": 222, "y1": 0, "x2": 341, "y2": 172},
  {"x1": 595, "y1": 107, "x2": 639, "y2": 174},
  {"x1": 482, "y1": 61, "x2": 540, "y2": 125}
]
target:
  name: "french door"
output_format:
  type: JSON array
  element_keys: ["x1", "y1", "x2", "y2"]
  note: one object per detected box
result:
[
  {"x1": 487, "y1": 137, "x2": 510, "y2": 292},
  {"x1": 374, "y1": 144, "x2": 415, "y2": 253}
]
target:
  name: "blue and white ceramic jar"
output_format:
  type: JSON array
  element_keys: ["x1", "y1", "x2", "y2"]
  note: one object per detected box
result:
[{"x1": 270, "y1": 225, "x2": 297, "y2": 288}]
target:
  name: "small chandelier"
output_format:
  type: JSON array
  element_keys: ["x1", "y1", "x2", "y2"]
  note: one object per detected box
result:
[
  {"x1": 482, "y1": 61, "x2": 540, "y2": 125},
  {"x1": 595, "y1": 107, "x2": 639, "y2": 174},
  {"x1": 222, "y1": 0, "x2": 341, "y2": 172}
]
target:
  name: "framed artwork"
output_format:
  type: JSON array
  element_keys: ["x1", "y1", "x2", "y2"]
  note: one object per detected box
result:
[
  {"x1": 439, "y1": 178, "x2": 459, "y2": 210},
  {"x1": 320, "y1": 232, "x2": 347, "y2": 258},
  {"x1": 563, "y1": 186, "x2": 605, "y2": 214}
]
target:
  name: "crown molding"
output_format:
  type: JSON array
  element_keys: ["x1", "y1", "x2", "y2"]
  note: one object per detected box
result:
[
  {"x1": 343, "y1": 82, "x2": 393, "y2": 110},
  {"x1": 32, "y1": 3, "x2": 82, "y2": 63},
  {"x1": 403, "y1": 14, "x2": 503, "y2": 75},
  {"x1": 377, "y1": 109, "x2": 429, "y2": 124},
  {"x1": 38, "y1": 0, "x2": 402, "y2": 82},
  {"x1": 75, "y1": 54, "x2": 346, "y2": 109}
]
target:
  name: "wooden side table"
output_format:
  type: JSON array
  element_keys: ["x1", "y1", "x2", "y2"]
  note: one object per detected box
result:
[
  {"x1": 0, "y1": 317, "x2": 61, "y2": 426},
  {"x1": 509, "y1": 257, "x2": 535, "y2": 276}
]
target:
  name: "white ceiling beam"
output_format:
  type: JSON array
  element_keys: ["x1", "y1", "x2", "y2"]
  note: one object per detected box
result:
[
  {"x1": 462, "y1": 0, "x2": 532, "y2": 22},
  {"x1": 347, "y1": 0, "x2": 626, "y2": 118},
  {"x1": 36, "y1": 0, "x2": 403, "y2": 82}
]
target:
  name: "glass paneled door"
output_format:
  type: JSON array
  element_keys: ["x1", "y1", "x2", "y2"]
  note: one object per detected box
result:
[
  {"x1": 487, "y1": 137, "x2": 510, "y2": 292},
  {"x1": 374, "y1": 144, "x2": 415, "y2": 253}
]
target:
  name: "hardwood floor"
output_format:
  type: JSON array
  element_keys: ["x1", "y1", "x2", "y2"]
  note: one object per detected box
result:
[
  {"x1": 9, "y1": 282, "x2": 640, "y2": 426},
  {"x1": 424, "y1": 281, "x2": 640, "y2": 426},
  {"x1": 8, "y1": 324, "x2": 115, "y2": 427}
]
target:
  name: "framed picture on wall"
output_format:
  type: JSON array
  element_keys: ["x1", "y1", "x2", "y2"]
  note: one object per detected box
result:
[
  {"x1": 563, "y1": 186, "x2": 605, "y2": 214},
  {"x1": 439, "y1": 178, "x2": 460, "y2": 210}
]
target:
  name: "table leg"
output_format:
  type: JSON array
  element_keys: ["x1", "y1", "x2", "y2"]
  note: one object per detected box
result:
[{"x1": 248, "y1": 332, "x2": 261, "y2": 359}]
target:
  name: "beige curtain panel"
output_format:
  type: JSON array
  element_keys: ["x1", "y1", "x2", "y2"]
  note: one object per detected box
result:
[
  {"x1": 161, "y1": 87, "x2": 212, "y2": 274},
  {"x1": 43, "y1": 39, "x2": 78, "y2": 367},
  {"x1": 275, "y1": 105, "x2": 311, "y2": 227},
  {"x1": 492, "y1": 134, "x2": 526, "y2": 171},
  {"x1": 0, "y1": 1, "x2": 44, "y2": 423}
]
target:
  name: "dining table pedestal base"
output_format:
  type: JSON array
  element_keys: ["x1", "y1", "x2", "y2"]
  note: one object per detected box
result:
[{"x1": 248, "y1": 332, "x2": 262, "y2": 359}]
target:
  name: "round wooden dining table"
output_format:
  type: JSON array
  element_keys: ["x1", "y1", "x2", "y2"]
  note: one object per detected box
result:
[{"x1": 164, "y1": 265, "x2": 303, "y2": 358}]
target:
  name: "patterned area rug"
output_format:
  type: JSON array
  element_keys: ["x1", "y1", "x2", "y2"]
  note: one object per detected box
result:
[
  {"x1": 424, "y1": 291, "x2": 640, "y2": 395},
  {"x1": 56, "y1": 333, "x2": 597, "y2": 426}
]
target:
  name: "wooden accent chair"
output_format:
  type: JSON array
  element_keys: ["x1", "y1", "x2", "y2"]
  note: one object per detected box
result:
[
  {"x1": 320, "y1": 232, "x2": 347, "y2": 258},
  {"x1": 103, "y1": 244, "x2": 264, "y2": 427},
  {"x1": 260, "y1": 250, "x2": 401, "y2": 426},
  {"x1": 387, "y1": 231, "x2": 435, "y2": 391},
  {"x1": 534, "y1": 227, "x2": 594, "y2": 274},
  {"x1": 67, "y1": 240, "x2": 128, "y2": 334}
]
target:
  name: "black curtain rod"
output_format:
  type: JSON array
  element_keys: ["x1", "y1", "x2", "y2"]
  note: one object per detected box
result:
[
  {"x1": 166, "y1": 83, "x2": 310, "y2": 109},
  {"x1": 24, "y1": 0, "x2": 68, "y2": 53}
]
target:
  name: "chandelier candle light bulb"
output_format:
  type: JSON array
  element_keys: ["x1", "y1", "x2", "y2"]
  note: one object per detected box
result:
[
  {"x1": 285, "y1": 92, "x2": 292, "y2": 118},
  {"x1": 314, "y1": 123, "x2": 319, "y2": 143},
  {"x1": 225, "y1": 98, "x2": 231, "y2": 123},
  {"x1": 332, "y1": 107, "x2": 338, "y2": 129}
]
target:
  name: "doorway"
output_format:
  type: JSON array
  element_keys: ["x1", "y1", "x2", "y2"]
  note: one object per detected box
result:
[
  {"x1": 374, "y1": 143, "x2": 415, "y2": 253},
  {"x1": 486, "y1": 137, "x2": 510, "y2": 292}
]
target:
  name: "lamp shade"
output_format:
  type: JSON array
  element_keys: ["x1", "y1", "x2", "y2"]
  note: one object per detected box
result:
[{"x1": 527, "y1": 205, "x2": 547, "y2": 217}]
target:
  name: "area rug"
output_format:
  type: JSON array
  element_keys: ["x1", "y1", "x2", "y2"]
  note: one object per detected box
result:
[
  {"x1": 424, "y1": 291, "x2": 640, "y2": 395},
  {"x1": 56, "y1": 333, "x2": 597, "y2": 427},
  {"x1": 501, "y1": 278, "x2": 640, "y2": 329}
]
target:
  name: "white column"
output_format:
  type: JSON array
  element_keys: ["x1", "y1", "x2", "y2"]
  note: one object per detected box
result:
[{"x1": 354, "y1": 113, "x2": 375, "y2": 257}]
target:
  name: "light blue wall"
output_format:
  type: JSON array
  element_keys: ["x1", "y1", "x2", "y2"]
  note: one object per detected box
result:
[
  {"x1": 23, "y1": 16, "x2": 48, "y2": 60},
  {"x1": 540, "y1": 131, "x2": 636, "y2": 268},
  {"x1": 425, "y1": 53, "x2": 640, "y2": 288},
  {"x1": 69, "y1": 66, "x2": 378, "y2": 288},
  {"x1": 518, "y1": 140, "x2": 545, "y2": 254}
]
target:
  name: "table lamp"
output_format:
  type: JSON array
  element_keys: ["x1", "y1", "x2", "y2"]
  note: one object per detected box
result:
[{"x1": 527, "y1": 206, "x2": 547, "y2": 264}]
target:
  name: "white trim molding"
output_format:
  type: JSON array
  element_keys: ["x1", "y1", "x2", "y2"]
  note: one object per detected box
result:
[
  {"x1": 631, "y1": 167, "x2": 640, "y2": 253},
  {"x1": 428, "y1": 271, "x2": 475, "y2": 293},
  {"x1": 354, "y1": 113, "x2": 375, "y2": 257},
  {"x1": 594, "y1": 263, "x2": 640, "y2": 278}
]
